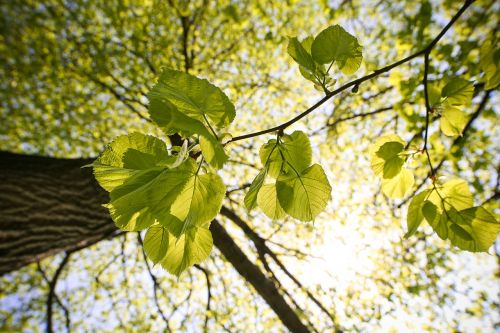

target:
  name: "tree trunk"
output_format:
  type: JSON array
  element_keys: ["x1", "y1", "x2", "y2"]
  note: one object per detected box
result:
[
  {"x1": 0, "y1": 150, "x2": 310, "y2": 333},
  {"x1": 0, "y1": 151, "x2": 117, "y2": 274}
]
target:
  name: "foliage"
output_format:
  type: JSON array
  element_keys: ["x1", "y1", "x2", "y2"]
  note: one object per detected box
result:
[
  {"x1": 1, "y1": 0, "x2": 499, "y2": 332},
  {"x1": 93, "y1": 16, "x2": 499, "y2": 276}
]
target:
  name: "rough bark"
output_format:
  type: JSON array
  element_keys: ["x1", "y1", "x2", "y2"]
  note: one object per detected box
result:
[
  {"x1": 0, "y1": 152, "x2": 118, "y2": 274},
  {"x1": 0, "y1": 150, "x2": 310, "y2": 333}
]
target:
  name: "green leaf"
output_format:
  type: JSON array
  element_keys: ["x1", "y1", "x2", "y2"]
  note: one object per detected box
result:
[
  {"x1": 200, "y1": 135, "x2": 228, "y2": 169},
  {"x1": 288, "y1": 37, "x2": 316, "y2": 72},
  {"x1": 375, "y1": 142, "x2": 405, "y2": 178},
  {"x1": 441, "y1": 78, "x2": 473, "y2": 106},
  {"x1": 149, "y1": 98, "x2": 228, "y2": 169},
  {"x1": 276, "y1": 164, "x2": 331, "y2": 221},
  {"x1": 420, "y1": 179, "x2": 486, "y2": 247},
  {"x1": 161, "y1": 226, "x2": 213, "y2": 276},
  {"x1": 427, "y1": 82, "x2": 442, "y2": 107},
  {"x1": 149, "y1": 68, "x2": 235, "y2": 128},
  {"x1": 280, "y1": 131, "x2": 312, "y2": 174},
  {"x1": 440, "y1": 106, "x2": 467, "y2": 137},
  {"x1": 148, "y1": 98, "x2": 210, "y2": 137},
  {"x1": 259, "y1": 139, "x2": 283, "y2": 178},
  {"x1": 244, "y1": 168, "x2": 267, "y2": 210},
  {"x1": 110, "y1": 159, "x2": 199, "y2": 232},
  {"x1": 311, "y1": 25, "x2": 363, "y2": 74},
  {"x1": 93, "y1": 133, "x2": 172, "y2": 192},
  {"x1": 381, "y1": 168, "x2": 414, "y2": 199},
  {"x1": 259, "y1": 131, "x2": 313, "y2": 178},
  {"x1": 479, "y1": 38, "x2": 500, "y2": 90},
  {"x1": 107, "y1": 168, "x2": 164, "y2": 231},
  {"x1": 93, "y1": 133, "x2": 183, "y2": 231},
  {"x1": 144, "y1": 224, "x2": 170, "y2": 264},
  {"x1": 168, "y1": 171, "x2": 226, "y2": 234},
  {"x1": 405, "y1": 190, "x2": 430, "y2": 238},
  {"x1": 301, "y1": 36, "x2": 314, "y2": 53},
  {"x1": 370, "y1": 134, "x2": 406, "y2": 178},
  {"x1": 427, "y1": 179, "x2": 473, "y2": 211},
  {"x1": 257, "y1": 183, "x2": 286, "y2": 220},
  {"x1": 422, "y1": 200, "x2": 448, "y2": 239},
  {"x1": 450, "y1": 207, "x2": 500, "y2": 252}
]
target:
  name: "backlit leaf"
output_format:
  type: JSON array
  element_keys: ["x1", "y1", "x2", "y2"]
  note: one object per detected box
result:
[
  {"x1": 441, "y1": 78, "x2": 473, "y2": 106},
  {"x1": 144, "y1": 224, "x2": 170, "y2": 264},
  {"x1": 381, "y1": 168, "x2": 414, "y2": 199},
  {"x1": 311, "y1": 25, "x2": 363, "y2": 74},
  {"x1": 161, "y1": 226, "x2": 213, "y2": 276},
  {"x1": 257, "y1": 183, "x2": 286, "y2": 220},
  {"x1": 276, "y1": 164, "x2": 331, "y2": 221}
]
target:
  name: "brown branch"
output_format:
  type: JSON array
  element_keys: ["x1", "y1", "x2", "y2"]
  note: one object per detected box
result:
[
  {"x1": 227, "y1": 0, "x2": 475, "y2": 144},
  {"x1": 37, "y1": 263, "x2": 70, "y2": 333},
  {"x1": 210, "y1": 219, "x2": 310, "y2": 333},
  {"x1": 398, "y1": 90, "x2": 492, "y2": 207},
  {"x1": 137, "y1": 234, "x2": 172, "y2": 332},
  {"x1": 194, "y1": 264, "x2": 212, "y2": 333},
  {"x1": 46, "y1": 253, "x2": 71, "y2": 333},
  {"x1": 220, "y1": 206, "x2": 341, "y2": 332}
]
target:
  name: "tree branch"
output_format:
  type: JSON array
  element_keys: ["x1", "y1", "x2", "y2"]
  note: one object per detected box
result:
[
  {"x1": 46, "y1": 252, "x2": 71, "y2": 333},
  {"x1": 227, "y1": 0, "x2": 474, "y2": 144},
  {"x1": 194, "y1": 264, "x2": 212, "y2": 333},
  {"x1": 137, "y1": 234, "x2": 172, "y2": 332}
]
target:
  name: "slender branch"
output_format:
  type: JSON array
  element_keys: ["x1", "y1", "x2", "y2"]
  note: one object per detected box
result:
[
  {"x1": 422, "y1": 52, "x2": 436, "y2": 178},
  {"x1": 194, "y1": 264, "x2": 212, "y2": 333},
  {"x1": 315, "y1": 105, "x2": 394, "y2": 134},
  {"x1": 46, "y1": 253, "x2": 71, "y2": 333},
  {"x1": 227, "y1": 0, "x2": 474, "y2": 144},
  {"x1": 398, "y1": 90, "x2": 492, "y2": 207},
  {"x1": 137, "y1": 234, "x2": 171, "y2": 332},
  {"x1": 37, "y1": 263, "x2": 70, "y2": 333}
]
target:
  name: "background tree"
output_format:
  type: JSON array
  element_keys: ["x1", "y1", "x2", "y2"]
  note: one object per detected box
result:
[{"x1": 0, "y1": 0, "x2": 499, "y2": 332}]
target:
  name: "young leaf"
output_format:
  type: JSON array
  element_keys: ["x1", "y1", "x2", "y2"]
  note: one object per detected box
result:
[
  {"x1": 276, "y1": 164, "x2": 331, "y2": 221},
  {"x1": 479, "y1": 38, "x2": 500, "y2": 90},
  {"x1": 244, "y1": 168, "x2": 267, "y2": 210},
  {"x1": 311, "y1": 25, "x2": 363, "y2": 74},
  {"x1": 370, "y1": 134, "x2": 406, "y2": 178},
  {"x1": 422, "y1": 200, "x2": 448, "y2": 239},
  {"x1": 149, "y1": 68, "x2": 235, "y2": 128},
  {"x1": 257, "y1": 183, "x2": 286, "y2": 220},
  {"x1": 374, "y1": 141, "x2": 405, "y2": 178},
  {"x1": 381, "y1": 168, "x2": 414, "y2": 199},
  {"x1": 93, "y1": 133, "x2": 183, "y2": 231},
  {"x1": 144, "y1": 224, "x2": 170, "y2": 264},
  {"x1": 280, "y1": 130, "x2": 312, "y2": 174},
  {"x1": 200, "y1": 135, "x2": 228, "y2": 169},
  {"x1": 450, "y1": 207, "x2": 500, "y2": 252},
  {"x1": 428, "y1": 179, "x2": 473, "y2": 211},
  {"x1": 441, "y1": 78, "x2": 473, "y2": 106},
  {"x1": 288, "y1": 37, "x2": 316, "y2": 72},
  {"x1": 168, "y1": 171, "x2": 226, "y2": 234},
  {"x1": 107, "y1": 168, "x2": 166, "y2": 231},
  {"x1": 440, "y1": 107, "x2": 467, "y2": 136},
  {"x1": 93, "y1": 132, "x2": 172, "y2": 192},
  {"x1": 161, "y1": 226, "x2": 213, "y2": 276},
  {"x1": 149, "y1": 98, "x2": 228, "y2": 169},
  {"x1": 259, "y1": 139, "x2": 283, "y2": 178},
  {"x1": 405, "y1": 189, "x2": 431, "y2": 238}
]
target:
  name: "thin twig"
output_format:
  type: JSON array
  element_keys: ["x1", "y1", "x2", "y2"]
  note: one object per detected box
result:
[
  {"x1": 137, "y1": 234, "x2": 172, "y2": 332},
  {"x1": 194, "y1": 264, "x2": 212, "y2": 333},
  {"x1": 46, "y1": 253, "x2": 72, "y2": 333}
]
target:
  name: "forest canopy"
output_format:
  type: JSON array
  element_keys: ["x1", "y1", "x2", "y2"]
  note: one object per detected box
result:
[{"x1": 0, "y1": 0, "x2": 499, "y2": 332}]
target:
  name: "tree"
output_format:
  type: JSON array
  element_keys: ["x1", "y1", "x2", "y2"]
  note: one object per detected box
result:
[{"x1": 1, "y1": 0, "x2": 499, "y2": 332}]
